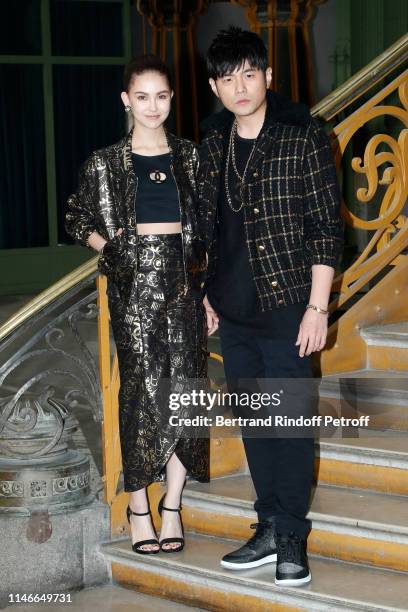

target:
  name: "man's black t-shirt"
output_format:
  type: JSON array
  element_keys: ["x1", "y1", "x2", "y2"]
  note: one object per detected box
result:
[{"x1": 207, "y1": 132, "x2": 306, "y2": 338}]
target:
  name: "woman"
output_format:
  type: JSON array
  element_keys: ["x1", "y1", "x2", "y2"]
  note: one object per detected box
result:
[{"x1": 65, "y1": 55, "x2": 210, "y2": 554}]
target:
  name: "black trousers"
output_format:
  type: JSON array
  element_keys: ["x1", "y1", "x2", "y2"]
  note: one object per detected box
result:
[{"x1": 218, "y1": 317, "x2": 315, "y2": 539}]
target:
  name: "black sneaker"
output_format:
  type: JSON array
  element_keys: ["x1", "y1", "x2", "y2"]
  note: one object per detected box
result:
[
  {"x1": 220, "y1": 520, "x2": 277, "y2": 570},
  {"x1": 275, "y1": 532, "x2": 311, "y2": 586}
]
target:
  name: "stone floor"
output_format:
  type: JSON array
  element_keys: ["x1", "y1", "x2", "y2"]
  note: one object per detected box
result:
[{"x1": 3, "y1": 584, "x2": 205, "y2": 611}]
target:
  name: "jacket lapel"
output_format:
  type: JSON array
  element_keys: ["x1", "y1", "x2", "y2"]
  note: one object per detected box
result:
[
  {"x1": 165, "y1": 128, "x2": 178, "y2": 160},
  {"x1": 119, "y1": 128, "x2": 138, "y2": 243},
  {"x1": 246, "y1": 122, "x2": 283, "y2": 175},
  {"x1": 122, "y1": 128, "x2": 133, "y2": 172}
]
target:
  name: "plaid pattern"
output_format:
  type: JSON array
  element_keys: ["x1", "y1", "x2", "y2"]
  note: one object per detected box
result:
[{"x1": 198, "y1": 96, "x2": 344, "y2": 310}]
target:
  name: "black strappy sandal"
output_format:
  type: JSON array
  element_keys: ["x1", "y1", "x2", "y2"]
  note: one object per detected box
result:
[
  {"x1": 158, "y1": 494, "x2": 185, "y2": 553},
  {"x1": 126, "y1": 505, "x2": 160, "y2": 555}
]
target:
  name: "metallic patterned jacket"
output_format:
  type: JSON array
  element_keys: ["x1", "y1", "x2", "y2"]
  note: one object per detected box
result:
[
  {"x1": 65, "y1": 128, "x2": 206, "y2": 307},
  {"x1": 198, "y1": 90, "x2": 344, "y2": 311}
]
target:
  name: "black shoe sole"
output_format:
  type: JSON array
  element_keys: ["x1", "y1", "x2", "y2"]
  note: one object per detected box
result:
[{"x1": 220, "y1": 552, "x2": 277, "y2": 570}]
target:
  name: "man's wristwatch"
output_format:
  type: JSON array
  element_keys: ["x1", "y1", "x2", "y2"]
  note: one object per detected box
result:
[{"x1": 306, "y1": 303, "x2": 329, "y2": 315}]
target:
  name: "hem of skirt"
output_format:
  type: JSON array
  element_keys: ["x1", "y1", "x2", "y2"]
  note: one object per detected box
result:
[
  {"x1": 124, "y1": 472, "x2": 210, "y2": 492},
  {"x1": 123, "y1": 463, "x2": 211, "y2": 493},
  {"x1": 123, "y1": 438, "x2": 210, "y2": 492}
]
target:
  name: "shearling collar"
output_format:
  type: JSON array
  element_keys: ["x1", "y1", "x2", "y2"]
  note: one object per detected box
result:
[{"x1": 200, "y1": 89, "x2": 312, "y2": 136}]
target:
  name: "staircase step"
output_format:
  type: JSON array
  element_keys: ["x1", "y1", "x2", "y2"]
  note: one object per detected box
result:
[
  {"x1": 320, "y1": 397, "x2": 408, "y2": 431},
  {"x1": 101, "y1": 533, "x2": 408, "y2": 611},
  {"x1": 361, "y1": 323, "x2": 408, "y2": 347},
  {"x1": 210, "y1": 433, "x2": 246, "y2": 477},
  {"x1": 182, "y1": 475, "x2": 408, "y2": 572},
  {"x1": 319, "y1": 370, "x2": 408, "y2": 431},
  {"x1": 210, "y1": 426, "x2": 408, "y2": 494},
  {"x1": 361, "y1": 321, "x2": 408, "y2": 371},
  {"x1": 317, "y1": 430, "x2": 408, "y2": 495},
  {"x1": 367, "y1": 347, "x2": 408, "y2": 371},
  {"x1": 319, "y1": 370, "x2": 408, "y2": 405}
]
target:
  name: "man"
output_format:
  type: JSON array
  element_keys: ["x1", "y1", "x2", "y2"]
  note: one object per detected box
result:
[{"x1": 198, "y1": 27, "x2": 343, "y2": 587}]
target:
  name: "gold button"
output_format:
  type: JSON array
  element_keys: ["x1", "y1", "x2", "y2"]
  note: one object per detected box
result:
[
  {"x1": 253, "y1": 171, "x2": 259, "y2": 177},
  {"x1": 271, "y1": 280, "x2": 278, "y2": 288},
  {"x1": 258, "y1": 244, "x2": 265, "y2": 251},
  {"x1": 278, "y1": 299, "x2": 284, "y2": 305},
  {"x1": 254, "y1": 208, "x2": 260, "y2": 214}
]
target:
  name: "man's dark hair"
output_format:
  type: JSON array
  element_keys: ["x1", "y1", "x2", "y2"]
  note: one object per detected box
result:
[
  {"x1": 206, "y1": 26, "x2": 268, "y2": 80},
  {"x1": 123, "y1": 54, "x2": 172, "y2": 91}
]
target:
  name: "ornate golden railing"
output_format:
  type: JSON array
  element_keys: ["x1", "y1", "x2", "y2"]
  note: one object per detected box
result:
[
  {"x1": 329, "y1": 69, "x2": 408, "y2": 313},
  {"x1": 313, "y1": 33, "x2": 408, "y2": 120}
]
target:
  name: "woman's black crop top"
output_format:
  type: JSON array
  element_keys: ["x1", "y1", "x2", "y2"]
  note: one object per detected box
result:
[{"x1": 131, "y1": 152, "x2": 180, "y2": 223}]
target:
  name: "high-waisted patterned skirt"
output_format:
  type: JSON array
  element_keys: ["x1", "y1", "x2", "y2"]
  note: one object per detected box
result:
[{"x1": 113, "y1": 233, "x2": 210, "y2": 492}]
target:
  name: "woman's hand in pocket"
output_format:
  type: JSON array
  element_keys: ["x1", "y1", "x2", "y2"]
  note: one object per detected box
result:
[
  {"x1": 97, "y1": 228, "x2": 125, "y2": 276},
  {"x1": 97, "y1": 227, "x2": 124, "y2": 253}
]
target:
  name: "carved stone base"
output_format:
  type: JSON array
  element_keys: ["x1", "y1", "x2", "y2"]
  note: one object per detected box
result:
[
  {"x1": 0, "y1": 450, "x2": 93, "y2": 513},
  {"x1": 0, "y1": 497, "x2": 110, "y2": 605}
]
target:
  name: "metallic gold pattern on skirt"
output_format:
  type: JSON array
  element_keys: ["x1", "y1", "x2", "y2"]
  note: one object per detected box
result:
[{"x1": 113, "y1": 234, "x2": 209, "y2": 491}]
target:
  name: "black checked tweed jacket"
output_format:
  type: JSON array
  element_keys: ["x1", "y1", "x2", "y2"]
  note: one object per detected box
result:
[{"x1": 198, "y1": 90, "x2": 344, "y2": 311}]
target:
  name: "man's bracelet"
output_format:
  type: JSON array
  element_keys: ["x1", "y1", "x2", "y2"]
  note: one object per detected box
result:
[{"x1": 306, "y1": 304, "x2": 329, "y2": 315}]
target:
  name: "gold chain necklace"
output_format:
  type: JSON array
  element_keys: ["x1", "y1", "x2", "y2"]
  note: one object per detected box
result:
[{"x1": 224, "y1": 120, "x2": 257, "y2": 213}]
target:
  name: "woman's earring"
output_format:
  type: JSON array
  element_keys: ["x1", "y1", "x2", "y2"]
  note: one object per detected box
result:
[{"x1": 125, "y1": 105, "x2": 132, "y2": 113}]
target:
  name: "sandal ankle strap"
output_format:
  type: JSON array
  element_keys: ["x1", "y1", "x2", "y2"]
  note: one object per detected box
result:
[
  {"x1": 161, "y1": 504, "x2": 182, "y2": 512},
  {"x1": 158, "y1": 493, "x2": 183, "y2": 517},
  {"x1": 127, "y1": 505, "x2": 151, "y2": 517}
]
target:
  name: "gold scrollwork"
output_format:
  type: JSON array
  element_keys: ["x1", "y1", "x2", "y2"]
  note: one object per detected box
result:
[{"x1": 330, "y1": 70, "x2": 408, "y2": 307}]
